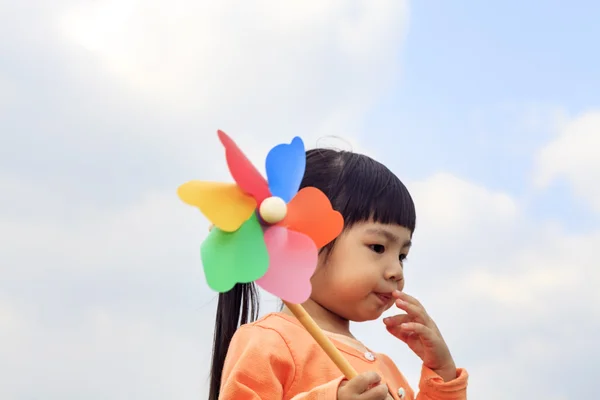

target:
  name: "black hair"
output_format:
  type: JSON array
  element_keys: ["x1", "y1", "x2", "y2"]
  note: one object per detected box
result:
[{"x1": 208, "y1": 148, "x2": 416, "y2": 400}]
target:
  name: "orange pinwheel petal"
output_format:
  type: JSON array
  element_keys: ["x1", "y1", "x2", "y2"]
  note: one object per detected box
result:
[
  {"x1": 279, "y1": 187, "x2": 344, "y2": 249},
  {"x1": 177, "y1": 181, "x2": 256, "y2": 232}
]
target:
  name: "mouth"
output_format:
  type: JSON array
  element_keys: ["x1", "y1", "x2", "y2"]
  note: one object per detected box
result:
[{"x1": 374, "y1": 292, "x2": 393, "y2": 304}]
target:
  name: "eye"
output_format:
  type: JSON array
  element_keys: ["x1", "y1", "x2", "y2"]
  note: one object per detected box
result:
[
  {"x1": 369, "y1": 244, "x2": 385, "y2": 254},
  {"x1": 399, "y1": 254, "x2": 407, "y2": 263}
]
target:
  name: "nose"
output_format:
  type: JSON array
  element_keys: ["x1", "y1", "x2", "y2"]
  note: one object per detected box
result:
[{"x1": 384, "y1": 260, "x2": 404, "y2": 283}]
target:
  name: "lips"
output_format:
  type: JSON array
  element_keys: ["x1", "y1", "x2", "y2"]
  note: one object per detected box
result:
[{"x1": 374, "y1": 292, "x2": 392, "y2": 303}]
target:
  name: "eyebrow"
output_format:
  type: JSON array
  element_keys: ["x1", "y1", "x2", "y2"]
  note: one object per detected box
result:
[{"x1": 365, "y1": 228, "x2": 412, "y2": 248}]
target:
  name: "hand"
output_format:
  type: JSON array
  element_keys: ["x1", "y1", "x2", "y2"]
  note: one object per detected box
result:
[
  {"x1": 383, "y1": 291, "x2": 457, "y2": 381},
  {"x1": 337, "y1": 371, "x2": 390, "y2": 400}
]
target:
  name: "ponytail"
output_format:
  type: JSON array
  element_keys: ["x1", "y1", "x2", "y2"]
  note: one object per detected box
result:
[{"x1": 208, "y1": 282, "x2": 260, "y2": 400}]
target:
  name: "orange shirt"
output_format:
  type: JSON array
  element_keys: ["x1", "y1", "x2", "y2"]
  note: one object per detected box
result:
[{"x1": 221, "y1": 312, "x2": 468, "y2": 399}]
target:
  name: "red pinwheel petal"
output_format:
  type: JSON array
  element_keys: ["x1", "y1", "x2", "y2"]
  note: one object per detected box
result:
[{"x1": 217, "y1": 130, "x2": 271, "y2": 204}]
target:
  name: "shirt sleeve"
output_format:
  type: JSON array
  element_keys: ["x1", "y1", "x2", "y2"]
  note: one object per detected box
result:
[
  {"x1": 416, "y1": 365, "x2": 469, "y2": 400},
  {"x1": 220, "y1": 324, "x2": 345, "y2": 399}
]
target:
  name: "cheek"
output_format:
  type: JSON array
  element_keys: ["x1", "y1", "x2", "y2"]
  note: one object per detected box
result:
[
  {"x1": 398, "y1": 277, "x2": 405, "y2": 291},
  {"x1": 310, "y1": 245, "x2": 377, "y2": 294},
  {"x1": 332, "y1": 267, "x2": 379, "y2": 297},
  {"x1": 310, "y1": 263, "x2": 364, "y2": 295}
]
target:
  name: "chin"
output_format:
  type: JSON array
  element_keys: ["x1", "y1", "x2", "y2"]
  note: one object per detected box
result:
[
  {"x1": 370, "y1": 309, "x2": 387, "y2": 321},
  {"x1": 337, "y1": 309, "x2": 374, "y2": 323},
  {"x1": 329, "y1": 300, "x2": 389, "y2": 323},
  {"x1": 352, "y1": 309, "x2": 386, "y2": 323},
  {"x1": 368, "y1": 302, "x2": 395, "y2": 321}
]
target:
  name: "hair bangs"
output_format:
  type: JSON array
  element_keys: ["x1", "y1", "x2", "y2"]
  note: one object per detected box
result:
[
  {"x1": 301, "y1": 148, "x2": 417, "y2": 240},
  {"x1": 333, "y1": 153, "x2": 416, "y2": 233}
]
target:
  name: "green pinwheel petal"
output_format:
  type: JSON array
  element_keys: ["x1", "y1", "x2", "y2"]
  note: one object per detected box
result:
[{"x1": 200, "y1": 213, "x2": 268, "y2": 292}]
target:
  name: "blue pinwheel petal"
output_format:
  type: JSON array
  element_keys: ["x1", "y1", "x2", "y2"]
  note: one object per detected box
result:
[{"x1": 265, "y1": 137, "x2": 306, "y2": 203}]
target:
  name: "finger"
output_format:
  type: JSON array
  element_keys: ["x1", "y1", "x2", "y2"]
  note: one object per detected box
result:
[
  {"x1": 360, "y1": 383, "x2": 389, "y2": 400},
  {"x1": 399, "y1": 322, "x2": 438, "y2": 345},
  {"x1": 346, "y1": 371, "x2": 381, "y2": 393},
  {"x1": 395, "y1": 302, "x2": 442, "y2": 338},
  {"x1": 393, "y1": 290, "x2": 424, "y2": 308},
  {"x1": 383, "y1": 313, "x2": 412, "y2": 327},
  {"x1": 394, "y1": 298, "x2": 428, "y2": 323},
  {"x1": 385, "y1": 324, "x2": 414, "y2": 343}
]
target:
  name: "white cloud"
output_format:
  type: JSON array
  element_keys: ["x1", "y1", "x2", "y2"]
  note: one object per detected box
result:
[
  {"x1": 0, "y1": 74, "x2": 16, "y2": 112},
  {"x1": 534, "y1": 110, "x2": 600, "y2": 212},
  {"x1": 0, "y1": 0, "x2": 407, "y2": 206},
  {"x1": 0, "y1": 175, "x2": 215, "y2": 399},
  {"x1": 0, "y1": 301, "x2": 213, "y2": 400},
  {"x1": 400, "y1": 173, "x2": 521, "y2": 279},
  {"x1": 54, "y1": 0, "x2": 408, "y2": 150},
  {"x1": 57, "y1": 0, "x2": 407, "y2": 101},
  {"x1": 411, "y1": 172, "x2": 518, "y2": 234},
  {"x1": 0, "y1": 300, "x2": 24, "y2": 339}
]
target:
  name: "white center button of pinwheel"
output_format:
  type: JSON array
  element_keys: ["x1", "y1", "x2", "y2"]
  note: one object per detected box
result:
[{"x1": 259, "y1": 196, "x2": 287, "y2": 224}]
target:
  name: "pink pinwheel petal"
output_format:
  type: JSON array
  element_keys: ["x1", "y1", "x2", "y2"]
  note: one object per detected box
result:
[{"x1": 256, "y1": 226, "x2": 318, "y2": 304}]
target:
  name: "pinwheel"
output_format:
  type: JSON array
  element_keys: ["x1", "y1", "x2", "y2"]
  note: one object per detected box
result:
[
  {"x1": 177, "y1": 130, "x2": 345, "y2": 303},
  {"x1": 177, "y1": 130, "x2": 358, "y2": 379}
]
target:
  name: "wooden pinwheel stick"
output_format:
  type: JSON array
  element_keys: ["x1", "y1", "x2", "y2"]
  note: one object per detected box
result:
[{"x1": 284, "y1": 301, "x2": 358, "y2": 379}]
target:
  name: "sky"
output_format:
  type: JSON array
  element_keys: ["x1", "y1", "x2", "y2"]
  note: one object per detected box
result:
[{"x1": 1, "y1": 1, "x2": 598, "y2": 399}]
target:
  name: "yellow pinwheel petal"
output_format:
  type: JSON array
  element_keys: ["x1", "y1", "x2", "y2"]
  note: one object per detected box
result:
[{"x1": 177, "y1": 181, "x2": 257, "y2": 232}]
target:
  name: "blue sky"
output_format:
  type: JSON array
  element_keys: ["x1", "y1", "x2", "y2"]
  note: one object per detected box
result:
[
  {"x1": 1, "y1": 1, "x2": 598, "y2": 399},
  {"x1": 367, "y1": 0, "x2": 600, "y2": 233}
]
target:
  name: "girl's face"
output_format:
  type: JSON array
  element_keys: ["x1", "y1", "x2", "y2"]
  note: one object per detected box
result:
[{"x1": 310, "y1": 221, "x2": 412, "y2": 322}]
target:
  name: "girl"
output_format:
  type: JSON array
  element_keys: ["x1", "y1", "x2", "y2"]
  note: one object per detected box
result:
[{"x1": 209, "y1": 148, "x2": 468, "y2": 399}]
